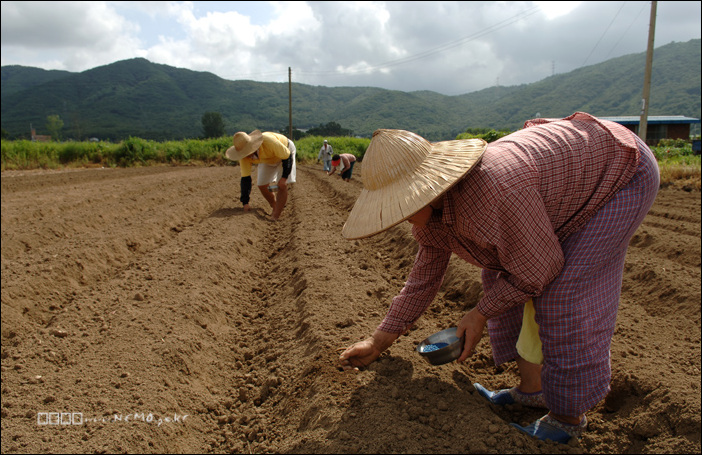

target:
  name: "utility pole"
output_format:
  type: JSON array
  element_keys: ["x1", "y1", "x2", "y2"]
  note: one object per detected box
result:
[
  {"x1": 288, "y1": 67, "x2": 293, "y2": 140},
  {"x1": 639, "y1": 1, "x2": 657, "y2": 142}
]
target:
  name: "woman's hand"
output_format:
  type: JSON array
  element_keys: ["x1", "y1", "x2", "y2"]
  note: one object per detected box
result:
[
  {"x1": 338, "y1": 330, "x2": 399, "y2": 371},
  {"x1": 456, "y1": 307, "x2": 488, "y2": 363},
  {"x1": 270, "y1": 178, "x2": 288, "y2": 220}
]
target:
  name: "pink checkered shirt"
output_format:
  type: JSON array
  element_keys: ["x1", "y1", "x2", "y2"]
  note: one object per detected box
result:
[{"x1": 378, "y1": 112, "x2": 641, "y2": 333}]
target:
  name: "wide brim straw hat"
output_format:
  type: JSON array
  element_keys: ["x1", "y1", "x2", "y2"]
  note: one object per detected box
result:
[
  {"x1": 225, "y1": 130, "x2": 264, "y2": 161},
  {"x1": 342, "y1": 129, "x2": 487, "y2": 240}
]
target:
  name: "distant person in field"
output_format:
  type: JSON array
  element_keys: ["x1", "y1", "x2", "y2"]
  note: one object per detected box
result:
[
  {"x1": 329, "y1": 153, "x2": 356, "y2": 182},
  {"x1": 338, "y1": 112, "x2": 660, "y2": 444},
  {"x1": 317, "y1": 139, "x2": 334, "y2": 173},
  {"x1": 226, "y1": 130, "x2": 296, "y2": 221}
]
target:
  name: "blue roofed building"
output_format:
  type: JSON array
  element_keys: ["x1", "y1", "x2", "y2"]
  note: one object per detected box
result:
[{"x1": 599, "y1": 115, "x2": 700, "y2": 145}]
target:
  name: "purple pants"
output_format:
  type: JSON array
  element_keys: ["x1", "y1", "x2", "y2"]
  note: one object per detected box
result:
[{"x1": 483, "y1": 136, "x2": 659, "y2": 417}]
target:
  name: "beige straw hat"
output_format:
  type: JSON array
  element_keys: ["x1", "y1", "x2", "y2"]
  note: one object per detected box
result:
[
  {"x1": 225, "y1": 130, "x2": 264, "y2": 161},
  {"x1": 342, "y1": 129, "x2": 487, "y2": 240}
]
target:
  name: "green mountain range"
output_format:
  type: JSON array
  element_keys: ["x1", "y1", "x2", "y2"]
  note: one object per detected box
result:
[{"x1": 1, "y1": 39, "x2": 700, "y2": 142}]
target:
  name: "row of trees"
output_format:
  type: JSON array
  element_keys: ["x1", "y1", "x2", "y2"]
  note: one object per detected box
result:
[
  {"x1": 278, "y1": 122, "x2": 354, "y2": 141},
  {"x1": 6, "y1": 112, "x2": 516, "y2": 145},
  {"x1": 202, "y1": 111, "x2": 508, "y2": 144},
  {"x1": 1, "y1": 114, "x2": 65, "y2": 141},
  {"x1": 2, "y1": 111, "x2": 357, "y2": 143},
  {"x1": 202, "y1": 111, "x2": 355, "y2": 141}
]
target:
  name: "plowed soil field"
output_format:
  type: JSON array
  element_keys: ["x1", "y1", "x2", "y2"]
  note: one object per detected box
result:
[{"x1": 1, "y1": 163, "x2": 700, "y2": 454}]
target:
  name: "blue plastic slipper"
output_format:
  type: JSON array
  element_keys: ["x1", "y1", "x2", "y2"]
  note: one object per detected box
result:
[
  {"x1": 511, "y1": 415, "x2": 587, "y2": 444},
  {"x1": 473, "y1": 382, "x2": 516, "y2": 405},
  {"x1": 473, "y1": 382, "x2": 547, "y2": 408}
]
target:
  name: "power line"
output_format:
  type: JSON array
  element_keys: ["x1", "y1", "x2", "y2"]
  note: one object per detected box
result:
[
  {"x1": 297, "y1": 6, "x2": 541, "y2": 78},
  {"x1": 581, "y1": 1, "x2": 627, "y2": 67},
  {"x1": 604, "y1": 2, "x2": 647, "y2": 60},
  {"x1": 201, "y1": 6, "x2": 552, "y2": 82}
]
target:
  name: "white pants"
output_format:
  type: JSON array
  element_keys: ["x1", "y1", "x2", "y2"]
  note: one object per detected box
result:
[{"x1": 257, "y1": 139, "x2": 297, "y2": 185}]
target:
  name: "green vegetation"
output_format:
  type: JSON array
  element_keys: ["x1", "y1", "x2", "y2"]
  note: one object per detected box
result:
[
  {"x1": 0, "y1": 135, "x2": 371, "y2": 170},
  {"x1": 306, "y1": 122, "x2": 354, "y2": 137},
  {"x1": 651, "y1": 139, "x2": 702, "y2": 189},
  {"x1": 1, "y1": 137, "x2": 232, "y2": 170},
  {"x1": 456, "y1": 128, "x2": 512, "y2": 143},
  {"x1": 3, "y1": 136, "x2": 698, "y2": 190}
]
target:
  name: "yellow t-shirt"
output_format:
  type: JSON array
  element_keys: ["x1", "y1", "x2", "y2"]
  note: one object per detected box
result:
[
  {"x1": 516, "y1": 299, "x2": 543, "y2": 364},
  {"x1": 240, "y1": 132, "x2": 290, "y2": 177}
]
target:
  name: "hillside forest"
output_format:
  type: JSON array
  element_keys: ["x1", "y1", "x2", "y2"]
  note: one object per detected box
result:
[{"x1": 1, "y1": 40, "x2": 699, "y2": 142}]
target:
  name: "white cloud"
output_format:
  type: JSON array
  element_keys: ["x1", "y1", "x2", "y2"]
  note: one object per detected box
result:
[
  {"x1": 1, "y1": 1, "x2": 142, "y2": 70},
  {"x1": 1, "y1": 1, "x2": 700, "y2": 95},
  {"x1": 534, "y1": 1, "x2": 582, "y2": 20}
]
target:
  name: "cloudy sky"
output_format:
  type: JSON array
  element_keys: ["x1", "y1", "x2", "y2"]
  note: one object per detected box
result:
[{"x1": 1, "y1": 1, "x2": 700, "y2": 96}]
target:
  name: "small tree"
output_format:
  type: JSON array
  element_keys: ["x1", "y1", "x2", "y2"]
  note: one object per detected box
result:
[
  {"x1": 278, "y1": 125, "x2": 307, "y2": 141},
  {"x1": 202, "y1": 112, "x2": 225, "y2": 138},
  {"x1": 46, "y1": 114, "x2": 64, "y2": 141},
  {"x1": 307, "y1": 121, "x2": 353, "y2": 137},
  {"x1": 456, "y1": 128, "x2": 511, "y2": 143}
]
